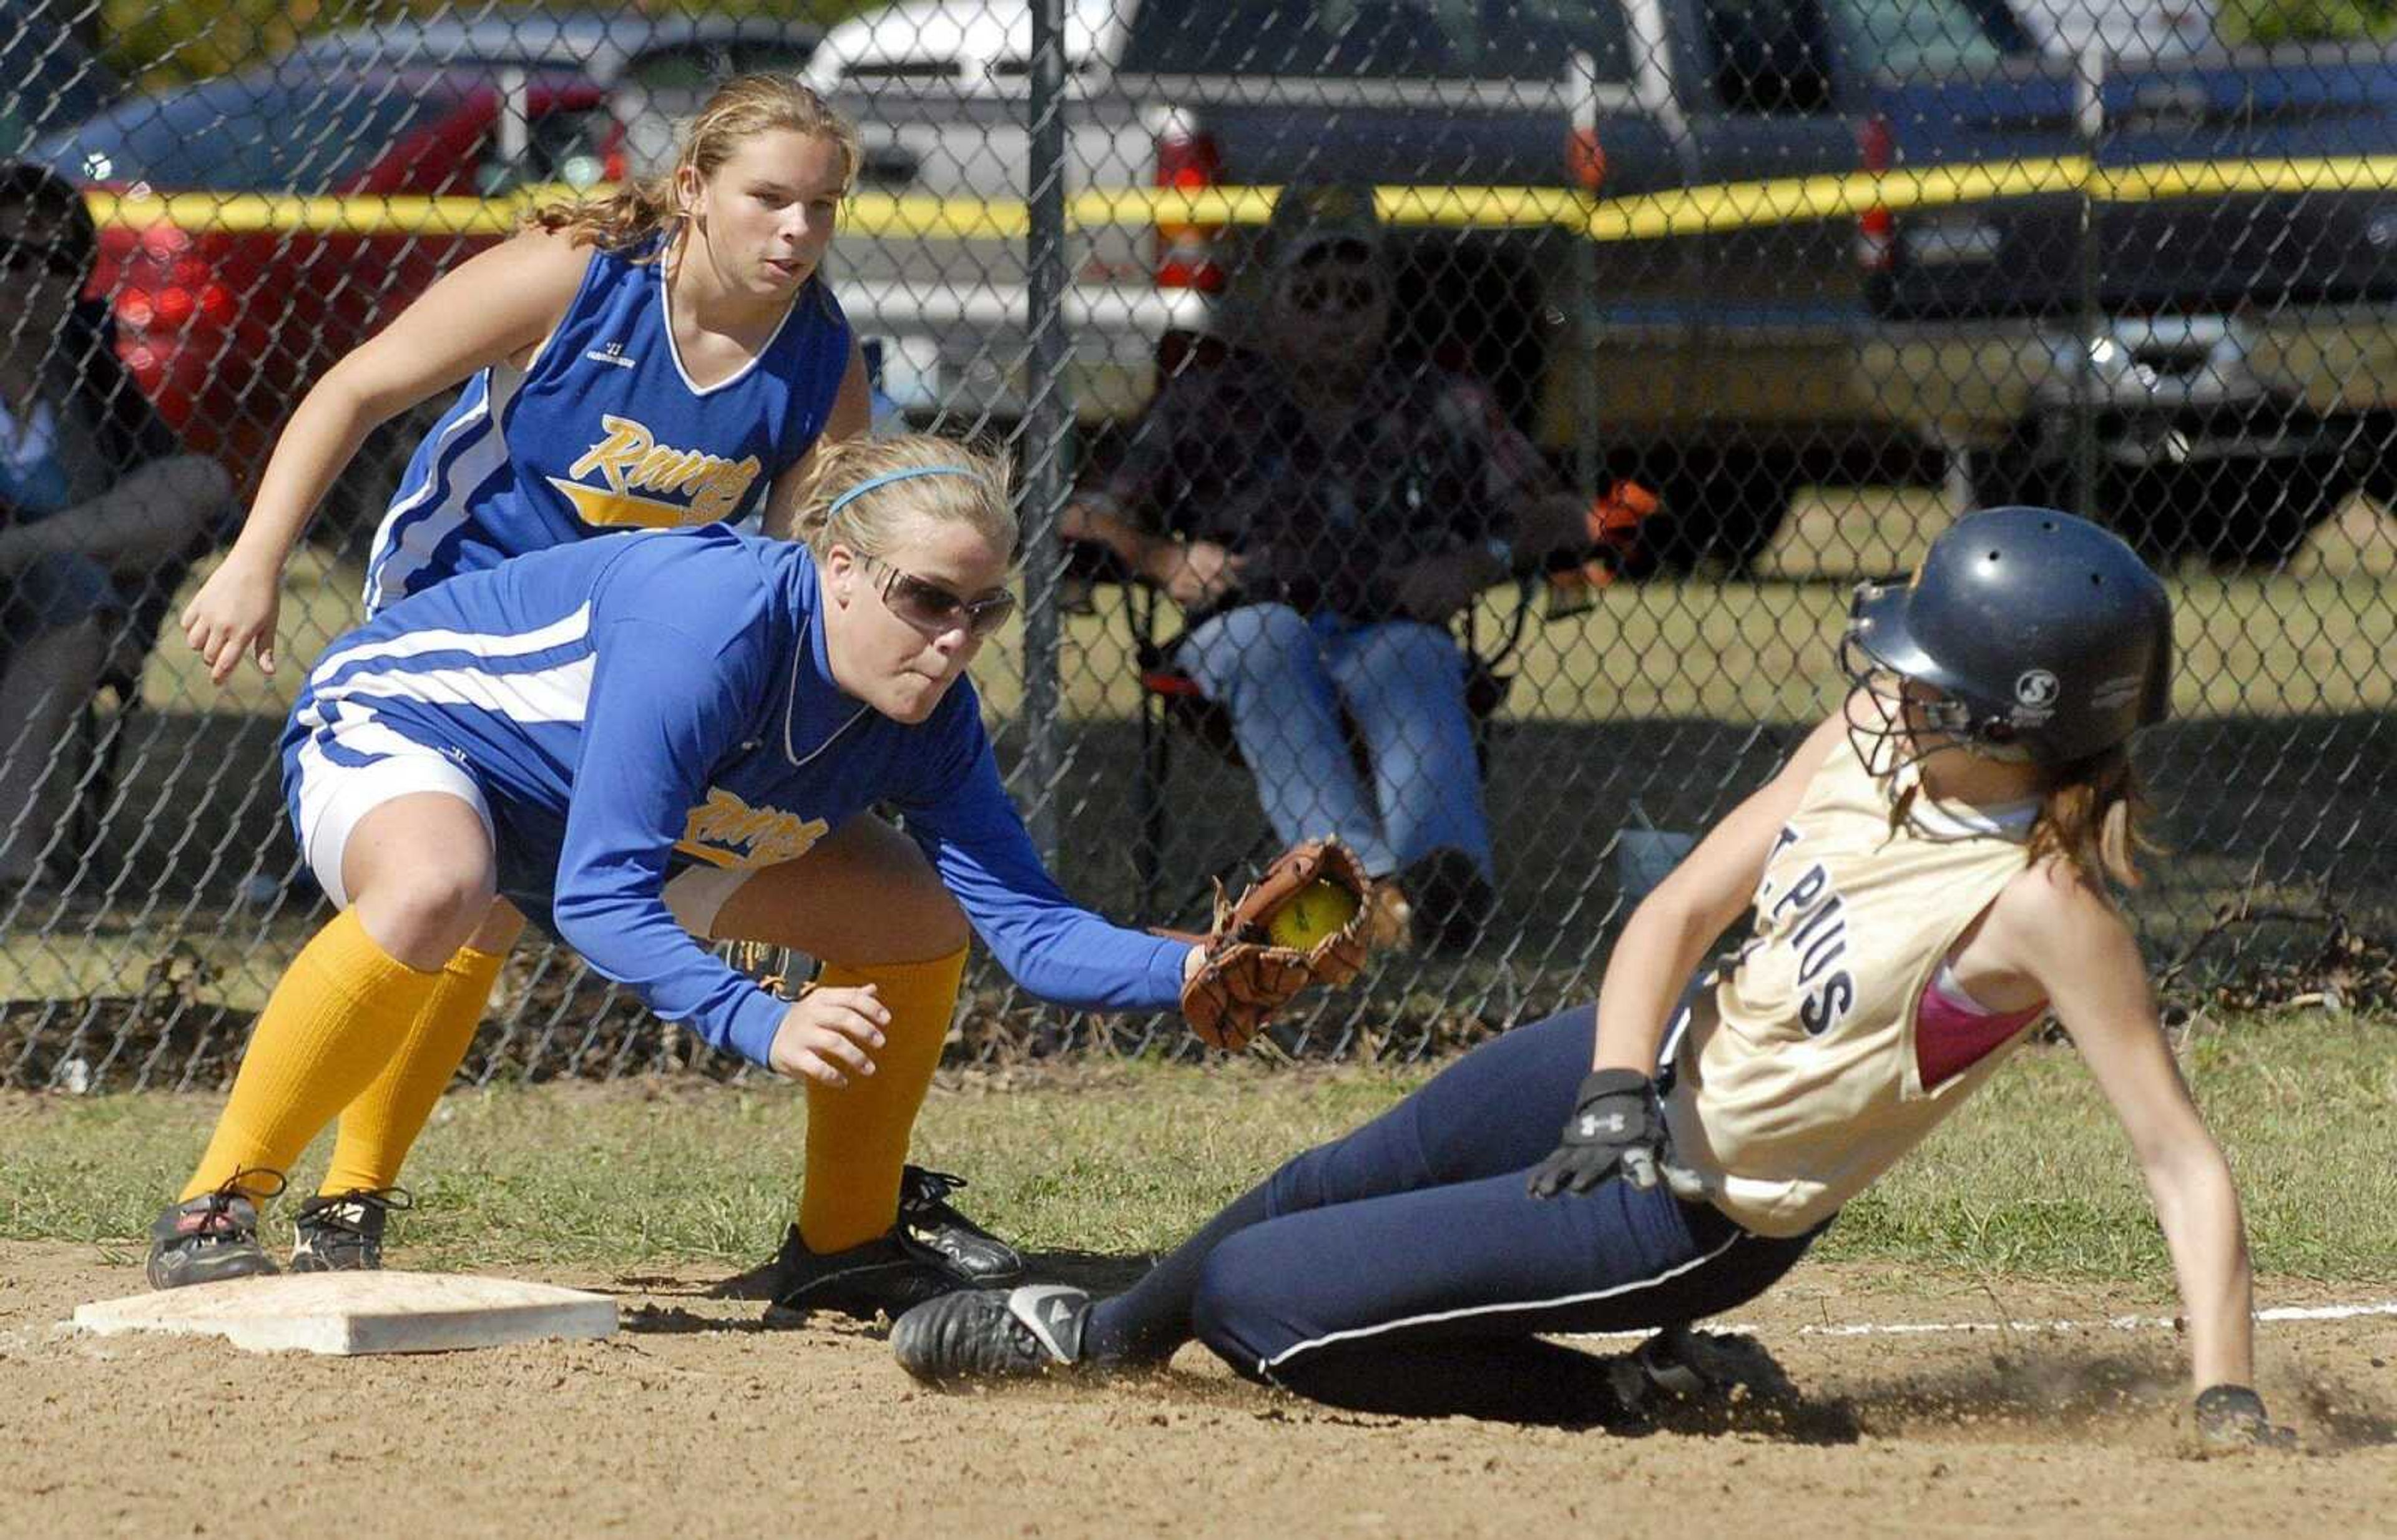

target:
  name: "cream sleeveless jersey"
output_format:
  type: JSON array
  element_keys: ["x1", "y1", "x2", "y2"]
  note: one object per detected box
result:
[{"x1": 1660, "y1": 733, "x2": 2043, "y2": 1237}]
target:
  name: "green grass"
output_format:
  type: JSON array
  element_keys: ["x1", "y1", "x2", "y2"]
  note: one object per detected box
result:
[{"x1": 6, "y1": 1014, "x2": 2391, "y2": 1287}]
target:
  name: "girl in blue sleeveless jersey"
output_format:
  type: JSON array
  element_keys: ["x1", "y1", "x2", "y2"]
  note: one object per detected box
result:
[
  {"x1": 181, "y1": 72, "x2": 866, "y2": 662},
  {"x1": 893, "y1": 508, "x2": 2292, "y2": 1449},
  {"x1": 147, "y1": 438, "x2": 1328, "y2": 1318}
]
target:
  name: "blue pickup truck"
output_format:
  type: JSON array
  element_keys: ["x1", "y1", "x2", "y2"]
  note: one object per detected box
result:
[
  {"x1": 1856, "y1": 31, "x2": 2397, "y2": 561},
  {"x1": 815, "y1": 0, "x2": 2397, "y2": 566}
]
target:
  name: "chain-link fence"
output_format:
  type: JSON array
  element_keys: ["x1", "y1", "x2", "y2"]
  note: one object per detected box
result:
[{"x1": 2, "y1": 0, "x2": 2390, "y2": 1089}]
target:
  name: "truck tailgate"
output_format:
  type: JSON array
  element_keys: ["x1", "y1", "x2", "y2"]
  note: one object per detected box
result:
[
  {"x1": 1870, "y1": 44, "x2": 2397, "y2": 319},
  {"x1": 1199, "y1": 100, "x2": 1577, "y2": 189}
]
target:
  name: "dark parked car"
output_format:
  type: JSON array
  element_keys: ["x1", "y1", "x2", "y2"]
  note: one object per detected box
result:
[
  {"x1": 276, "y1": 9, "x2": 821, "y2": 177},
  {"x1": 30, "y1": 63, "x2": 624, "y2": 522}
]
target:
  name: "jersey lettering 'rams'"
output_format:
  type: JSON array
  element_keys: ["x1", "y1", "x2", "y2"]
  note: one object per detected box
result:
[
  {"x1": 555, "y1": 415, "x2": 762, "y2": 529},
  {"x1": 1661, "y1": 735, "x2": 2042, "y2": 1237},
  {"x1": 364, "y1": 235, "x2": 850, "y2": 613},
  {"x1": 678, "y1": 787, "x2": 828, "y2": 870}
]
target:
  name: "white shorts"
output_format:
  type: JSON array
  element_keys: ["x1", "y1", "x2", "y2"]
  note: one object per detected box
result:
[
  {"x1": 293, "y1": 738, "x2": 496, "y2": 910},
  {"x1": 291, "y1": 719, "x2": 755, "y2": 934}
]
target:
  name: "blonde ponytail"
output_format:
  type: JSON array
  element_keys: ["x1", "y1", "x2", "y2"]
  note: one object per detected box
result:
[{"x1": 2026, "y1": 745, "x2": 2160, "y2": 888}]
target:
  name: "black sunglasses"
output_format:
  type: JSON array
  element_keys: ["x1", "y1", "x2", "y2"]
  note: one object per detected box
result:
[
  {"x1": 1281, "y1": 265, "x2": 1385, "y2": 315},
  {"x1": 0, "y1": 237, "x2": 88, "y2": 280},
  {"x1": 865, "y1": 555, "x2": 1017, "y2": 639}
]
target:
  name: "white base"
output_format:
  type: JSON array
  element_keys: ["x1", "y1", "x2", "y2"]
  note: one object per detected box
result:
[{"x1": 73, "y1": 1271, "x2": 618, "y2": 1356}]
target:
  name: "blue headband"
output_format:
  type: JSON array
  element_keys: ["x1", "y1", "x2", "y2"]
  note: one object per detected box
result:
[{"x1": 825, "y1": 464, "x2": 980, "y2": 516}]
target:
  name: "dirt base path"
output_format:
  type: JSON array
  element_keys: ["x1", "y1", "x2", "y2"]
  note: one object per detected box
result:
[{"x1": 4, "y1": 1241, "x2": 2390, "y2": 1538}]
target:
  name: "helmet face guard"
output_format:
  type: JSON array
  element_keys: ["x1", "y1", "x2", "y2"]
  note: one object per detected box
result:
[
  {"x1": 1837, "y1": 508, "x2": 2173, "y2": 773},
  {"x1": 1838, "y1": 616, "x2": 2017, "y2": 780}
]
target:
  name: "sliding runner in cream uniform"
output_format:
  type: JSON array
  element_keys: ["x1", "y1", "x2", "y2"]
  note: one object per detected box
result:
[
  {"x1": 896, "y1": 507, "x2": 2293, "y2": 1449},
  {"x1": 1664, "y1": 738, "x2": 2050, "y2": 1238}
]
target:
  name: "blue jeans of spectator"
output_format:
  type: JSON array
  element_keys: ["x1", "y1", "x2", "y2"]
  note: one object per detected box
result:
[{"x1": 1177, "y1": 602, "x2": 1491, "y2": 880}]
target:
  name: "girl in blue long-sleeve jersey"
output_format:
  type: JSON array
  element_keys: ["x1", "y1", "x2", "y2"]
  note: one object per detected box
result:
[
  {"x1": 145, "y1": 438, "x2": 1301, "y2": 1318},
  {"x1": 167, "y1": 79, "x2": 1048, "y2": 1300}
]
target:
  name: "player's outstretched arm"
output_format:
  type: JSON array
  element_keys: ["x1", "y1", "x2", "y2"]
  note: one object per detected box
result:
[
  {"x1": 898, "y1": 728, "x2": 1194, "y2": 1015},
  {"x1": 182, "y1": 229, "x2": 592, "y2": 682},
  {"x1": 2001, "y1": 863, "x2": 2285, "y2": 1443}
]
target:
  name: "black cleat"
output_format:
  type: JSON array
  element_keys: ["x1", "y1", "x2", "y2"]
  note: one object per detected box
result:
[
  {"x1": 1400, "y1": 846, "x2": 1494, "y2": 956},
  {"x1": 1608, "y1": 1323, "x2": 1797, "y2": 1410},
  {"x1": 898, "y1": 1166, "x2": 1025, "y2": 1284},
  {"x1": 290, "y1": 1187, "x2": 411, "y2": 1273},
  {"x1": 145, "y1": 1172, "x2": 286, "y2": 1291},
  {"x1": 892, "y1": 1284, "x2": 1091, "y2": 1385},
  {"x1": 768, "y1": 1224, "x2": 975, "y2": 1322}
]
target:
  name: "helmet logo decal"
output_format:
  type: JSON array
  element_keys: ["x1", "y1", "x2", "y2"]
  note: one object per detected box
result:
[
  {"x1": 2009, "y1": 668, "x2": 2061, "y2": 731},
  {"x1": 2014, "y1": 670, "x2": 2061, "y2": 707}
]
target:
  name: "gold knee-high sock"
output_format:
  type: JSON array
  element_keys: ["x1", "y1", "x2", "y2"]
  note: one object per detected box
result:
[
  {"x1": 798, "y1": 946, "x2": 968, "y2": 1253},
  {"x1": 182, "y1": 910, "x2": 444, "y2": 1202},
  {"x1": 318, "y1": 943, "x2": 507, "y2": 1196}
]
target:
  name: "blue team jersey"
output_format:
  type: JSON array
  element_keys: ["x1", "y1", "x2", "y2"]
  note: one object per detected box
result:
[
  {"x1": 289, "y1": 526, "x2": 1187, "y2": 1065},
  {"x1": 363, "y1": 235, "x2": 851, "y2": 613}
]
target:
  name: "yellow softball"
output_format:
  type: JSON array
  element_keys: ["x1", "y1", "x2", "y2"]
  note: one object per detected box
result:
[{"x1": 1267, "y1": 878, "x2": 1362, "y2": 949}]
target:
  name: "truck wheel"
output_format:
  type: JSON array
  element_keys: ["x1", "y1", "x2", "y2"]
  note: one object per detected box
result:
[
  {"x1": 1960, "y1": 436, "x2": 2069, "y2": 517},
  {"x1": 1642, "y1": 449, "x2": 1795, "y2": 576},
  {"x1": 2167, "y1": 457, "x2": 2351, "y2": 568},
  {"x1": 1965, "y1": 439, "x2": 2192, "y2": 560}
]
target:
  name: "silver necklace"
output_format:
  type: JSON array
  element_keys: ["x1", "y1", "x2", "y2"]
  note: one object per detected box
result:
[{"x1": 780, "y1": 645, "x2": 872, "y2": 769}]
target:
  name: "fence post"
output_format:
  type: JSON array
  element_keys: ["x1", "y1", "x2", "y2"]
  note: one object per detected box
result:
[
  {"x1": 1019, "y1": 0, "x2": 1072, "y2": 862},
  {"x1": 2072, "y1": 38, "x2": 2105, "y2": 524}
]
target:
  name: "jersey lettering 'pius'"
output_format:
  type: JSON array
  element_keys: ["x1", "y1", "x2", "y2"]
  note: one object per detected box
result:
[{"x1": 1664, "y1": 734, "x2": 2047, "y2": 1237}]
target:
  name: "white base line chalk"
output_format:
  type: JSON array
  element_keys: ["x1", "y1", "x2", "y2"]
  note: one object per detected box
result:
[{"x1": 1566, "y1": 1299, "x2": 2397, "y2": 1344}]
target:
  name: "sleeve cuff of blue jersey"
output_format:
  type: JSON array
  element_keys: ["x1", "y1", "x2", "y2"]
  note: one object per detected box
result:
[
  {"x1": 1145, "y1": 934, "x2": 1193, "y2": 1009},
  {"x1": 720, "y1": 989, "x2": 788, "y2": 1068}
]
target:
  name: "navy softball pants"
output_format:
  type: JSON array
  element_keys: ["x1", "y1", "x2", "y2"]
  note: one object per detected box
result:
[{"x1": 1083, "y1": 1004, "x2": 1819, "y2": 1412}]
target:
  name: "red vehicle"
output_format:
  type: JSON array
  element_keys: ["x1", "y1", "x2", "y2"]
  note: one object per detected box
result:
[{"x1": 31, "y1": 64, "x2": 624, "y2": 519}]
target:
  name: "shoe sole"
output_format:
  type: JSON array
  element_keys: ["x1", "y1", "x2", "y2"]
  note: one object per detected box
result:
[
  {"x1": 773, "y1": 1255, "x2": 968, "y2": 1320},
  {"x1": 146, "y1": 1251, "x2": 278, "y2": 1291}
]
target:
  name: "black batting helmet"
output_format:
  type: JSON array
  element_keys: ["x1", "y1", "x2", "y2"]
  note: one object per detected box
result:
[{"x1": 1844, "y1": 507, "x2": 2172, "y2": 765}]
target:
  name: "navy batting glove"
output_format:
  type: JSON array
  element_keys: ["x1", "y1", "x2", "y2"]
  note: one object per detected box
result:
[
  {"x1": 1527, "y1": 1069, "x2": 1669, "y2": 1199},
  {"x1": 2194, "y1": 1384, "x2": 2297, "y2": 1449}
]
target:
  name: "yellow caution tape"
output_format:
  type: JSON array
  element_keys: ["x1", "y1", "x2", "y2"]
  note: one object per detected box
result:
[
  {"x1": 83, "y1": 154, "x2": 2397, "y2": 245},
  {"x1": 84, "y1": 190, "x2": 531, "y2": 237},
  {"x1": 2091, "y1": 154, "x2": 2397, "y2": 202}
]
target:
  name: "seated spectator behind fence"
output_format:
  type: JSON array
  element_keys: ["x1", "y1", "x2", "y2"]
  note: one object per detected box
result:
[
  {"x1": 1063, "y1": 185, "x2": 1586, "y2": 953},
  {"x1": 0, "y1": 162, "x2": 232, "y2": 900}
]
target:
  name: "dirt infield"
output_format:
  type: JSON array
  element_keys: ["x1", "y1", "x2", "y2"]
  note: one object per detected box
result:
[{"x1": 3, "y1": 1242, "x2": 2390, "y2": 1537}]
